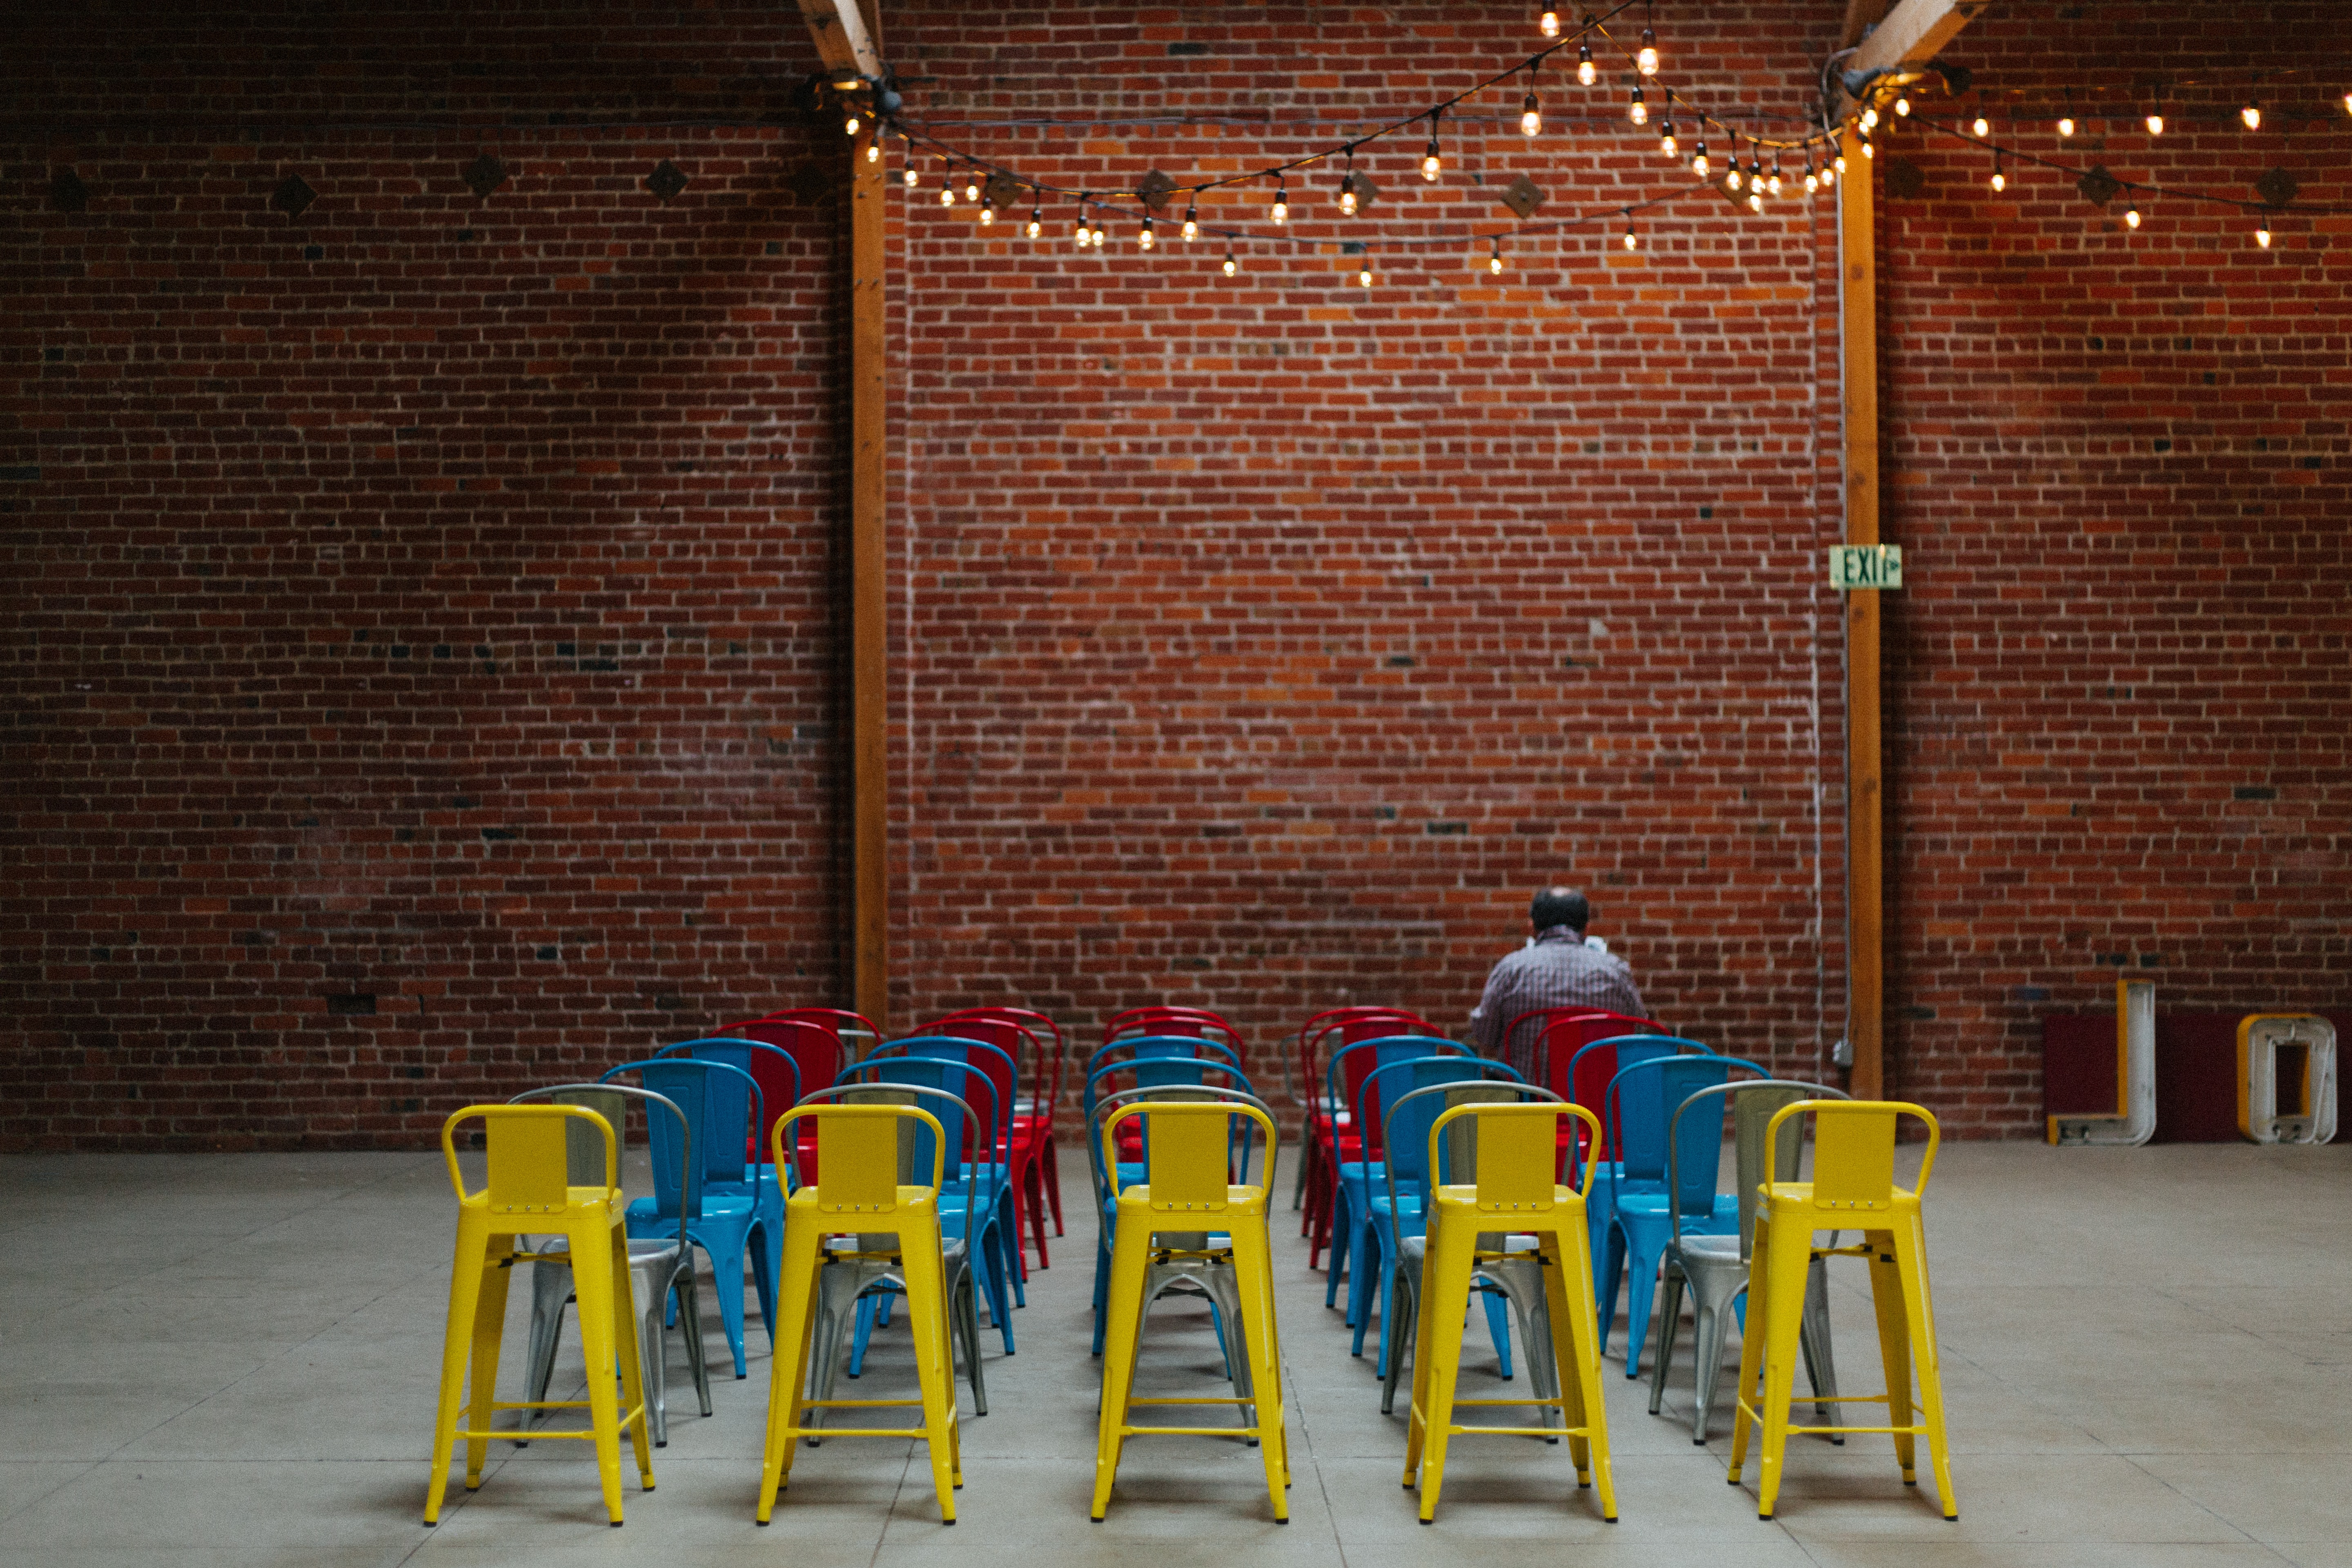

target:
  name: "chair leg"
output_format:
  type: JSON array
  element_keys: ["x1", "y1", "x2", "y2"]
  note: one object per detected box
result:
[
  {"x1": 1541, "y1": 1224, "x2": 1616, "y2": 1519},
  {"x1": 1407, "y1": 1218, "x2": 1477, "y2": 1522},
  {"x1": 1323, "y1": 1181, "x2": 1354, "y2": 1308},
  {"x1": 567, "y1": 1218, "x2": 629, "y2": 1525},
  {"x1": 424, "y1": 1223, "x2": 493, "y2": 1525},
  {"x1": 1752, "y1": 1212, "x2": 1818, "y2": 1519},
  {"x1": 675, "y1": 1267, "x2": 713, "y2": 1417},
  {"x1": 463, "y1": 1236, "x2": 515, "y2": 1494},
  {"x1": 1690, "y1": 1279, "x2": 1737, "y2": 1445},
  {"x1": 755, "y1": 1207, "x2": 827, "y2": 1523},
  {"x1": 1040, "y1": 1129, "x2": 1065, "y2": 1236},
  {"x1": 1647, "y1": 1263, "x2": 1684, "y2": 1419},
  {"x1": 1891, "y1": 1213, "x2": 1958, "y2": 1518},
  {"x1": 1090, "y1": 1213, "x2": 1156, "y2": 1520},
  {"x1": 636, "y1": 1268, "x2": 670, "y2": 1448},
  {"x1": 898, "y1": 1225, "x2": 962, "y2": 1522},
  {"x1": 1799, "y1": 1253, "x2": 1842, "y2": 1441},
  {"x1": 1482, "y1": 1286, "x2": 1515, "y2": 1381},
  {"x1": 1227, "y1": 1214, "x2": 1291, "y2": 1521},
  {"x1": 1381, "y1": 1264, "x2": 1416, "y2": 1416},
  {"x1": 698, "y1": 1227, "x2": 751, "y2": 1379},
  {"x1": 521, "y1": 1259, "x2": 572, "y2": 1442}
]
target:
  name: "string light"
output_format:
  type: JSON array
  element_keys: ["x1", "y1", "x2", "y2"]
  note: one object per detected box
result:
[
  {"x1": 1489, "y1": 236, "x2": 1505, "y2": 274},
  {"x1": 1522, "y1": 67, "x2": 1544, "y2": 137},
  {"x1": 1622, "y1": 220, "x2": 1638, "y2": 250},
  {"x1": 1973, "y1": 116, "x2": 1989, "y2": 138},
  {"x1": 1638, "y1": 27, "x2": 1659, "y2": 76},
  {"x1": 1989, "y1": 153, "x2": 2005, "y2": 192},
  {"x1": 1659, "y1": 118, "x2": 1677, "y2": 160},
  {"x1": 1692, "y1": 138, "x2": 1710, "y2": 178},
  {"x1": 1540, "y1": 7, "x2": 1560, "y2": 38},
  {"x1": 844, "y1": 111, "x2": 860, "y2": 137},
  {"x1": 1860, "y1": 106, "x2": 1879, "y2": 131},
  {"x1": 1822, "y1": 155, "x2": 1837, "y2": 189},
  {"x1": 1358, "y1": 262, "x2": 1373, "y2": 288},
  {"x1": 1895, "y1": 95, "x2": 1911, "y2": 117},
  {"x1": 1339, "y1": 146, "x2": 1358, "y2": 214},
  {"x1": 903, "y1": 140, "x2": 919, "y2": 188},
  {"x1": 1137, "y1": 214, "x2": 1154, "y2": 249},
  {"x1": 1091, "y1": 210, "x2": 1107, "y2": 247},
  {"x1": 1073, "y1": 196, "x2": 1090, "y2": 248},
  {"x1": 1272, "y1": 175, "x2": 1288, "y2": 225},
  {"x1": 2058, "y1": 90, "x2": 2076, "y2": 139},
  {"x1": 1577, "y1": 34, "x2": 1596, "y2": 87},
  {"x1": 2344, "y1": 91, "x2": 2352, "y2": 116},
  {"x1": 964, "y1": 171, "x2": 982, "y2": 203},
  {"x1": 1725, "y1": 133, "x2": 1741, "y2": 191},
  {"x1": 1748, "y1": 186, "x2": 1763, "y2": 214},
  {"x1": 980, "y1": 194, "x2": 995, "y2": 225},
  {"x1": 1628, "y1": 84, "x2": 1647, "y2": 126},
  {"x1": 1749, "y1": 151, "x2": 1764, "y2": 192},
  {"x1": 1804, "y1": 153, "x2": 1819, "y2": 194},
  {"x1": 1768, "y1": 157, "x2": 1783, "y2": 197},
  {"x1": 2125, "y1": 205, "x2": 2142, "y2": 229},
  {"x1": 938, "y1": 156, "x2": 954, "y2": 205},
  {"x1": 2254, "y1": 225, "x2": 2272, "y2": 248},
  {"x1": 864, "y1": 136, "x2": 879, "y2": 164},
  {"x1": 1223, "y1": 244, "x2": 1238, "y2": 276},
  {"x1": 1423, "y1": 112, "x2": 1443, "y2": 181},
  {"x1": 1834, "y1": 152, "x2": 1848, "y2": 175},
  {"x1": 2241, "y1": 98, "x2": 2262, "y2": 131},
  {"x1": 2145, "y1": 101, "x2": 2164, "y2": 136},
  {"x1": 1026, "y1": 199, "x2": 1042, "y2": 239},
  {"x1": 1182, "y1": 200, "x2": 1198, "y2": 241}
]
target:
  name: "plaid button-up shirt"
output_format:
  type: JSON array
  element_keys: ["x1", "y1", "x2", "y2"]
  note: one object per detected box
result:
[{"x1": 1468, "y1": 927, "x2": 1647, "y2": 1080}]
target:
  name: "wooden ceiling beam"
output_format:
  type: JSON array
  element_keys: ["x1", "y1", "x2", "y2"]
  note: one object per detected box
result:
[
  {"x1": 1832, "y1": 0, "x2": 1987, "y2": 115},
  {"x1": 798, "y1": 0, "x2": 882, "y2": 80}
]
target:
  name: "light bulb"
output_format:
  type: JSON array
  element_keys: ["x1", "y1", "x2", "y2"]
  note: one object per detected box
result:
[
  {"x1": 1577, "y1": 41, "x2": 1595, "y2": 86},
  {"x1": 1358, "y1": 265, "x2": 1372, "y2": 288},
  {"x1": 1522, "y1": 89, "x2": 1543, "y2": 137},
  {"x1": 1822, "y1": 161, "x2": 1836, "y2": 189},
  {"x1": 1727, "y1": 163, "x2": 1742, "y2": 192},
  {"x1": 2145, "y1": 113, "x2": 2163, "y2": 135},
  {"x1": 1628, "y1": 86, "x2": 1647, "y2": 126},
  {"x1": 2255, "y1": 227, "x2": 2272, "y2": 248},
  {"x1": 1860, "y1": 107, "x2": 1878, "y2": 131},
  {"x1": 1272, "y1": 180, "x2": 1287, "y2": 224},
  {"x1": 1223, "y1": 248, "x2": 1238, "y2": 276},
  {"x1": 1541, "y1": 8, "x2": 1560, "y2": 37},
  {"x1": 904, "y1": 163, "x2": 919, "y2": 189},
  {"x1": 2125, "y1": 206, "x2": 2141, "y2": 228},
  {"x1": 1833, "y1": 154, "x2": 1847, "y2": 174},
  {"x1": 2241, "y1": 101, "x2": 2261, "y2": 130},
  {"x1": 1973, "y1": 116, "x2": 1989, "y2": 137},
  {"x1": 2345, "y1": 92, "x2": 2352, "y2": 116},
  {"x1": 2058, "y1": 115, "x2": 2075, "y2": 138},
  {"x1": 1768, "y1": 161, "x2": 1783, "y2": 196},
  {"x1": 1861, "y1": 140, "x2": 1875, "y2": 160},
  {"x1": 1489, "y1": 239, "x2": 1504, "y2": 274},
  {"x1": 1638, "y1": 28, "x2": 1658, "y2": 76},
  {"x1": 1895, "y1": 96, "x2": 1911, "y2": 117},
  {"x1": 1747, "y1": 189, "x2": 1763, "y2": 213},
  {"x1": 864, "y1": 139, "x2": 879, "y2": 163},
  {"x1": 940, "y1": 184, "x2": 955, "y2": 207},
  {"x1": 1073, "y1": 205, "x2": 1089, "y2": 246},
  {"x1": 1338, "y1": 167, "x2": 1356, "y2": 214},
  {"x1": 1137, "y1": 216, "x2": 1153, "y2": 249},
  {"x1": 1182, "y1": 202, "x2": 1198, "y2": 241},
  {"x1": 1622, "y1": 223, "x2": 1638, "y2": 250},
  {"x1": 1659, "y1": 123, "x2": 1678, "y2": 159},
  {"x1": 1805, "y1": 167, "x2": 1820, "y2": 194},
  {"x1": 844, "y1": 114, "x2": 860, "y2": 136},
  {"x1": 965, "y1": 175, "x2": 981, "y2": 202},
  {"x1": 1091, "y1": 220, "x2": 1106, "y2": 247},
  {"x1": 1692, "y1": 140, "x2": 1709, "y2": 178},
  {"x1": 1423, "y1": 139, "x2": 1441, "y2": 181},
  {"x1": 1026, "y1": 206, "x2": 1042, "y2": 239},
  {"x1": 980, "y1": 201, "x2": 995, "y2": 226},
  {"x1": 1990, "y1": 162, "x2": 2005, "y2": 192}
]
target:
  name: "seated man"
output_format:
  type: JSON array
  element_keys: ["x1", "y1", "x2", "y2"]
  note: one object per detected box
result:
[{"x1": 1468, "y1": 885, "x2": 1645, "y2": 1080}]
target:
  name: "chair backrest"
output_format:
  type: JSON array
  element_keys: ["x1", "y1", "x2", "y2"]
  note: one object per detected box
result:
[
  {"x1": 1577, "y1": 1033, "x2": 1708, "y2": 1164},
  {"x1": 1761, "y1": 1098, "x2": 1940, "y2": 1215},
  {"x1": 1534, "y1": 1011, "x2": 1666, "y2": 1098},
  {"x1": 1356, "y1": 1053, "x2": 1521, "y2": 1174},
  {"x1": 1325, "y1": 1033, "x2": 1458, "y2": 1138},
  {"x1": 508, "y1": 1081, "x2": 690, "y2": 1206},
  {"x1": 601, "y1": 1056, "x2": 762, "y2": 1223},
  {"x1": 1423, "y1": 1097, "x2": 1604, "y2": 1216},
  {"x1": 774, "y1": 1093, "x2": 952, "y2": 1219},
  {"x1": 661, "y1": 1036, "x2": 802, "y2": 1162},
  {"x1": 439, "y1": 1102, "x2": 618, "y2": 1215},
  {"x1": 723, "y1": 1016, "x2": 842, "y2": 1108},
  {"x1": 932, "y1": 1007, "x2": 1065, "y2": 1112},
  {"x1": 1101, "y1": 1093, "x2": 1281, "y2": 1216},
  {"x1": 1292, "y1": 1007, "x2": 1432, "y2": 1108},
  {"x1": 1724, "y1": 1079, "x2": 1851, "y2": 1257},
  {"x1": 889, "y1": 1033, "x2": 1022, "y2": 1147},
  {"x1": 1084, "y1": 1034, "x2": 1244, "y2": 1105},
  {"x1": 789, "y1": 1082, "x2": 979, "y2": 1233},
  {"x1": 762, "y1": 1007, "x2": 883, "y2": 1066},
  {"x1": 1604, "y1": 1048, "x2": 1753, "y2": 1190},
  {"x1": 1104, "y1": 1007, "x2": 1249, "y2": 1069},
  {"x1": 1089, "y1": 1082, "x2": 1269, "y2": 1203},
  {"x1": 837, "y1": 1054, "x2": 1002, "y2": 1176},
  {"x1": 1378, "y1": 1076, "x2": 1545, "y2": 1218},
  {"x1": 1085, "y1": 1055, "x2": 1254, "y2": 1124}
]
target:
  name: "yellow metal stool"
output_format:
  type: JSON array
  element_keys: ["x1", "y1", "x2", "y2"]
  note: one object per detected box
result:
[
  {"x1": 756, "y1": 1100, "x2": 964, "y2": 1525},
  {"x1": 1404, "y1": 1098, "x2": 1616, "y2": 1525},
  {"x1": 1727, "y1": 1099, "x2": 1957, "y2": 1520},
  {"x1": 1092, "y1": 1096, "x2": 1289, "y2": 1523},
  {"x1": 423, "y1": 1103, "x2": 652, "y2": 1526}
]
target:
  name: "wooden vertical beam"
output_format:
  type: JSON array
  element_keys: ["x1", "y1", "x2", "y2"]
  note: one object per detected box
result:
[
  {"x1": 1838, "y1": 125, "x2": 1883, "y2": 1100},
  {"x1": 849, "y1": 125, "x2": 888, "y2": 1030}
]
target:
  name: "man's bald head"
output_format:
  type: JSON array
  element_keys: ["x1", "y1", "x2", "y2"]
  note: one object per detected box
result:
[{"x1": 1530, "y1": 886, "x2": 1590, "y2": 934}]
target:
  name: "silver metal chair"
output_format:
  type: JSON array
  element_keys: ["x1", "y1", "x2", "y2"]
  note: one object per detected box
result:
[
  {"x1": 1089, "y1": 1082, "x2": 1281, "y2": 1442},
  {"x1": 793, "y1": 1082, "x2": 987, "y2": 1442},
  {"x1": 508, "y1": 1082, "x2": 713, "y2": 1448},
  {"x1": 1377, "y1": 1080, "x2": 1567, "y2": 1433},
  {"x1": 1646, "y1": 1078, "x2": 1846, "y2": 1443}
]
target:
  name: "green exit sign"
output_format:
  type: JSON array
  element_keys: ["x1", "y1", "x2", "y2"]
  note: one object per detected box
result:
[{"x1": 1828, "y1": 544, "x2": 1904, "y2": 590}]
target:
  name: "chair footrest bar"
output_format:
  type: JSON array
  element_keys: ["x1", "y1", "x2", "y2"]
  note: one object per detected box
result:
[
  {"x1": 1117, "y1": 1424, "x2": 1271, "y2": 1438},
  {"x1": 806, "y1": 1397, "x2": 925, "y2": 1409},
  {"x1": 776, "y1": 1425, "x2": 946, "y2": 1440},
  {"x1": 1127, "y1": 1396, "x2": 1255, "y2": 1407}
]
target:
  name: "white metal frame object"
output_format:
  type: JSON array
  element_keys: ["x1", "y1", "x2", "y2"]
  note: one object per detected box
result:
[
  {"x1": 2236, "y1": 1014, "x2": 2338, "y2": 1145},
  {"x1": 2049, "y1": 979, "x2": 2156, "y2": 1146}
]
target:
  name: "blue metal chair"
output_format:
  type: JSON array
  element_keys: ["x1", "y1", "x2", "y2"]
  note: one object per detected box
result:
[
  {"x1": 1602, "y1": 1051, "x2": 1765, "y2": 1373},
  {"x1": 1349, "y1": 1053, "x2": 1525, "y2": 1378},
  {"x1": 600, "y1": 1056, "x2": 774, "y2": 1378},
  {"x1": 1323, "y1": 1033, "x2": 1462, "y2": 1311},
  {"x1": 657, "y1": 1037, "x2": 797, "y2": 1283},
  {"x1": 866, "y1": 1034, "x2": 1028, "y2": 1305}
]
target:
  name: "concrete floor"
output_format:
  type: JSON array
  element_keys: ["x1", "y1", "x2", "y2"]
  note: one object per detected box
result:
[{"x1": 4, "y1": 1139, "x2": 2348, "y2": 1567}]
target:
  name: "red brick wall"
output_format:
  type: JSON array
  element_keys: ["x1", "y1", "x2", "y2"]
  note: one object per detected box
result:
[{"x1": 4, "y1": 1, "x2": 2345, "y2": 1149}]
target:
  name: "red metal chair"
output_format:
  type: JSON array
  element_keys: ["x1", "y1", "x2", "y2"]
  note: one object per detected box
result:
[
  {"x1": 761, "y1": 1007, "x2": 881, "y2": 1064},
  {"x1": 1532, "y1": 1010, "x2": 1668, "y2": 1163},
  {"x1": 721, "y1": 1016, "x2": 846, "y2": 1175},
  {"x1": 1292, "y1": 1007, "x2": 1434, "y2": 1268},
  {"x1": 1102, "y1": 1006, "x2": 1250, "y2": 1075}
]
